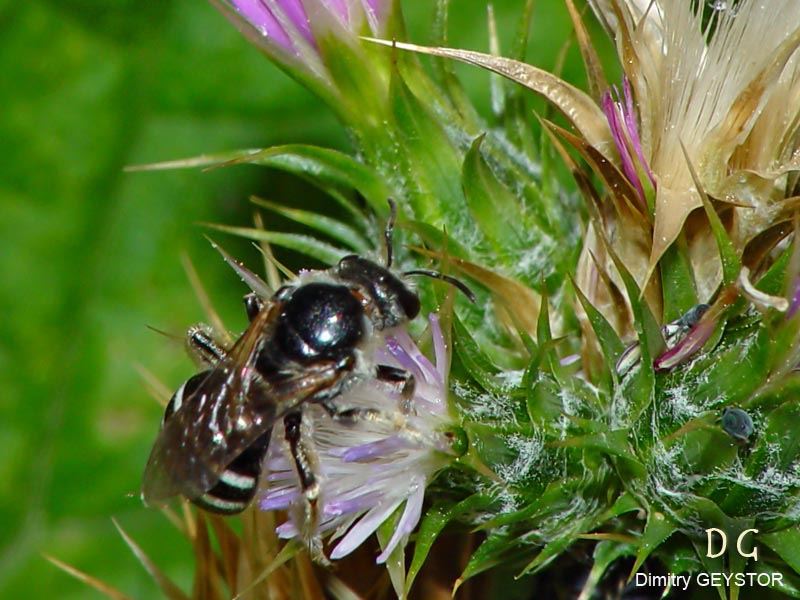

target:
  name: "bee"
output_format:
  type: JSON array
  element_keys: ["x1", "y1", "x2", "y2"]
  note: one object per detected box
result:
[{"x1": 142, "y1": 201, "x2": 473, "y2": 514}]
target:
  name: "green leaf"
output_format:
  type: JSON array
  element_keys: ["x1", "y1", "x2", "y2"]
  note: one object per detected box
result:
[
  {"x1": 597, "y1": 230, "x2": 662, "y2": 420},
  {"x1": 405, "y1": 495, "x2": 493, "y2": 596},
  {"x1": 132, "y1": 144, "x2": 391, "y2": 219},
  {"x1": 681, "y1": 142, "x2": 741, "y2": 286},
  {"x1": 526, "y1": 375, "x2": 564, "y2": 425},
  {"x1": 630, "y1": 510, "x2": 676, "y2": 577},
  {"x1": 204, "y1": 223, "x2": 347, "y2": 265},
  {"x1": 461, "y1": 134, "x2": 528, "y2": 260},
  {"x1": 429, "y1": 0, "x2": 484, "y2": 126},
  {"x1": 389, "y1": 67, "x2": 466, "y2": 227},
  {"x1": 518, "y1": 535, "x2": 575, "y2": 575},
  {"x1": 577, "y1": 541, "x2": 635, "y2": 599},
  {"x1": 660, "y1": 240, "x2": 699, "y2": 322},
  {"x1": 557, "y1": 431, "x2": 645, "y2": 477},
  {"x1": 452, "y1": 315, "x2": 504, "y2": 394},
  {"x1": 250, "y1": 197, "x2": 370, "y2": 253},
  {"x1": 571, "y1": 276, "x2": 625, "y2": 371},
  {"x1": 229, "y1": 144, "x2": 393, "y2": 218},
  {"x1": 368, "y1": 40, "x2": 611, "y2": 149},
  {"x1": 402, "y1": 219, "x2": 471, "y2": 258},
  {"x1": 457, "y1": 530, "x2": 516, "y2": 589},
  {"x1": 752, "y1": 560, "x2": 800, "y2": 597},
  {"x1": 376, "y1": 507, "x2": 406, "y2": 600},
  {"x1": 602, "y1": 492, "x2": 642, "y2": 521},
  {"x1": 757, "y1": 241, "x2": 792, "y2": 295}
]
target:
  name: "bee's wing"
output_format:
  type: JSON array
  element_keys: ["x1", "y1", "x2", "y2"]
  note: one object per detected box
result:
[
  {"x1": 141, "y1": 302, "x2": 352, "y2": 506},
  {"x1": 141, "y1": 304, "x2": 279, "y2": 505}
]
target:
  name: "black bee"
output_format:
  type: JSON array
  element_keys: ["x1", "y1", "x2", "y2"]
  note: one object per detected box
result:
[{"x1": 142, "y1": 201, "x2": 473, "y2": 514}]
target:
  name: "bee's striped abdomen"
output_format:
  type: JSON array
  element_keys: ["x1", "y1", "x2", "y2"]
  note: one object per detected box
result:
[
  {"x1": 163, "y1": 371, "x2": 271, "y2": 515},
  {"x1": 192, "y1": 431, "x2": 271, "y2": 514}
]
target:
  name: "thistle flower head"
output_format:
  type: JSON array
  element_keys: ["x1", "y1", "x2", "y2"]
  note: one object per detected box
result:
[
  {"x1": 217, "y1": 0, "x2": 392, "y2": 93},
  {"x1": 590, "y1": 0, "x2": 800, "y2": 299},
  {"x1": 261, "y1": 314, "x2": 454, "y2": 563},
  {"x1": 600, "y1": 78, "x2": 655, "y2": 211}
]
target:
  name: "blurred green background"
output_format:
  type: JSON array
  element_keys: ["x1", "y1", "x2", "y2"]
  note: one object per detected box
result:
[{"x1": 0, "y1": 1, "x2": 600, "y2": 597}]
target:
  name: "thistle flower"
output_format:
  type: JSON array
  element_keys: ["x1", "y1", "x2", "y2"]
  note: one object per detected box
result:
[
  {"x1": 261, "y1": 314, "x2": 454, "y2": 563},
  {"x1": 214, "y1": 0, "x2": 393, "y2": 104},
  {"x1": 600, "y1": 78, "x2": 655, "y2": 211},
  {"x1": 590, "y1": 0, "x2": 800, "y2": 302}
]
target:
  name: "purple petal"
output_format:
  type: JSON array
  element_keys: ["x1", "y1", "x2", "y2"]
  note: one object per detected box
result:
[
  {"x1": 330, "y1": 499, "x2": 403, "y2": 559},
  {"x1": 324, "y1": 491, "x2": 383, "y2": 517},
  {"x1": 260, "y1": 487, "x2": 299, "y2": 509},
  {"x1": 601, "y1": 90, "x2": 646, "y2": 207},
  {"x1": 559, "y1": 353, "x2": 580, "y2": 367},
  {"x1": 376, "y1": 480, "x2": 425, "y2": 563},
  {"x1": 384, "y1": 335, "x2": 424, "y2": 379},
  {"x1": 231, "y1": 0, "x2": 293, "y2": 49},
  {"x1": 389, "y1": 330, "x2": 440, "y2": 385},
  {"x1": 359, "y1": 0, "x2": 386, "y2": 33},
  {"x1": 321, "y1": 0, "x2": 350, "y2": 25},
  {"x1": 266, "y1": 469, "x2": 292, "y2": 482},
  {"x1": 267, "y1": 0, "x2": 313, "y2": 44},
  {"x1": 654, "y1": 317, "x2": 715, "y2": 372},
  {"x1": 789, "y1": 276, "x2": 800, "y2": 318},
  {"x1": 341, "y1": 435, "x2": 414, "y2": 462},
  {"x1": 276, "y1": 520, "x2": 298, "y2": 537},
  {"x1": 622, "y1": 79, "x2": 655, "y2": 189}
]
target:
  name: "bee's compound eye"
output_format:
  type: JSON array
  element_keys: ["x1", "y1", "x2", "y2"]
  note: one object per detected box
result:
[
  {"x1": 721, "y1": 407, "x2": 754, "y2": 443},
  {"x1": 337, "y1": 255, "x2": 360, "y2": 269},
  {"x1": 397, "y1": 287, "x2": 420, "y2": 319},
  {"x1": 164, "y1": 370, "x2": 211, "y2": 423}
]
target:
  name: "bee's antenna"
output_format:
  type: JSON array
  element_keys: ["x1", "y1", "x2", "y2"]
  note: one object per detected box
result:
[
  {"x1": 385, "y1": 198, "x2": 397, "y2": 268},
  {"x1": 403, "y1": 269, "x2": 477, "y2": 303}
]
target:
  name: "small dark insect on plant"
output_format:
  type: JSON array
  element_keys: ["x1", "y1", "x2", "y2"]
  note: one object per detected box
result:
[
  {"x1": 720, "y1": 407, "x2": 754, "y2": 445},
  {"x1": 141, "y1": 200, "x2": 474, "y2": 516}
]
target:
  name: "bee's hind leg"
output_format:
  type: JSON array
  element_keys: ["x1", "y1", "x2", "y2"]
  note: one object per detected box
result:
[
  {"x1": 283, "y1": 410, "x2": 328, "y2": 564},
  {"x1": 185, "y1": 324, "x2": 227, "y2": 368}
]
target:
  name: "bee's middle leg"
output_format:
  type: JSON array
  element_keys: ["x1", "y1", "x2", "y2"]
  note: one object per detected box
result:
[
  {"x1": 283, "y1": 410, "x2": 319, "y2": 502},
  {"x1": 283, "y1": 410, "x2": 328, "y2": 562}
]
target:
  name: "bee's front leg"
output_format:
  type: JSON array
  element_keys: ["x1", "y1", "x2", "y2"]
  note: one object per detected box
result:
[
  {"x1": 375, "y1": 364, "x2": 416, "y2": 413},
  {"x1": 283, "y1": 410, "x2": 328, "y2": 564},
  {"x1": 319, "y1": 365, "x2": 416, "y2": 423}
]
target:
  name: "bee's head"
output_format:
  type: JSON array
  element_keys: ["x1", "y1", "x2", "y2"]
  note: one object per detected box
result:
[
  {"x1": 336, "y1": 255, "x2": 420, "y2": 330},
  {"x1": 336, "y1": 199, "x2": 475, "y2": 330},
  {"x1": 335, "y1": 254, "x2": 476, "y2": 330}
]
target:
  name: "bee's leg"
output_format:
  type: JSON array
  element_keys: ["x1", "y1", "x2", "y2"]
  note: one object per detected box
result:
[
  {"x1": 319, "y1": 366, "x2": 416, "y2": 423},
  {"x1": 320, "y1": 401, "x2": 380, "y2": 424},
  {"x1": 375, "y1": 364, "x2": 416, "y2": 413},
  {"x1": 283, "y1": 410, "x2": 327, "y2": 563},
  {"x1": 243, "y1": 292, "x2": 265, "y2": 322},
  {"x1": 185, "y1": 324, "x2": 227, "y2": 368}
]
